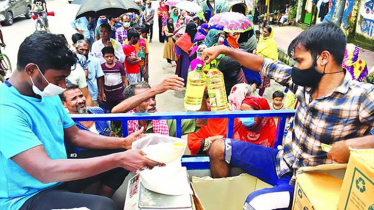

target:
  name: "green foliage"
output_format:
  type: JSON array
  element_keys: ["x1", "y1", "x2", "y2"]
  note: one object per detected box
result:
[{"x1": 288, "y1": 3, "x2": 298, "y2": 20}]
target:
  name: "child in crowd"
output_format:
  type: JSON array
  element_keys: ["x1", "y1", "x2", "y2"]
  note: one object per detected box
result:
[
  {"x1": 71, "y1": 33, "x2": 84, "y2": 52},
  {"x1": 255, "y1": 30, "x2": 261, "y2": 43},
  {"x1": 100, "y1": 46, "x2": 128, "y2": 113},
  {"x1": 139, "y1": 26, "x2": 150, "y2": 82},
  {"x1": 271, "y1": 90, "x2": 285, "y2": 110},
  {"x1": 123, "y1": 29, "x2": 142, "y2": 85}
]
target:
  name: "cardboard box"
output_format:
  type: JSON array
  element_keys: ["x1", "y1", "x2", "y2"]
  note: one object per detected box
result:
[
  {"x1": 293, "y1": 149, "x2": 374, "y2": 210},
  {"x1": 292, "y1": 164, "x2": 347, "y2": 210},
  {"x1": 191, "y1": 173, "x2": 272, "y2": 210},
  {"x1": 338, "y1": 149, "x2": 374, "y2": 210}
]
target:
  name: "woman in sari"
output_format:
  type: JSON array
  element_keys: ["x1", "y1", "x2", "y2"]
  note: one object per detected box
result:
[
  {"x1": 157, "y1": 1, "x2": 169, "y2": 43},
  {"x1": 342, "y1": 43, "x2": 368, "y2": 82},
  {"x1": 256, "y1": 26, "x2": 278, "y2": 96},
  {"x1": 170, "y1": 8, "x2": 179, "y2": 25},
  {"x1": 175, "y1": 22, "x2": 197, "y2": 86},
  {"x1": 187, "y1": 84, "x2": 276, "y2": 155},
  {"x1": 163, "y1": 17, "x2": 177, "y2": 67}
]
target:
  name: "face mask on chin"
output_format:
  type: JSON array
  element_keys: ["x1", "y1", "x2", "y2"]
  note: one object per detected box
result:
[{"x1": 29, "y1": 65, "x2": 66, "y2": 97}]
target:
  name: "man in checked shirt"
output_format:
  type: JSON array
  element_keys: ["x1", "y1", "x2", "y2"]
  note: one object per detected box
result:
[{"x1": 202, "y1": 22, "x2": 374, "y2": 210}]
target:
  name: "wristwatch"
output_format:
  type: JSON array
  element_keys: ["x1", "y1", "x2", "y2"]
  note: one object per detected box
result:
[{"x1": 203, "y1": 137, "x2": 212, "y2": 151}]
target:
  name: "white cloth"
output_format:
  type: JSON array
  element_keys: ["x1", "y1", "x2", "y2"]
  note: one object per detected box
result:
[
  {"x1": 66, "y1": 64, "x2": 87, "y2": 89},
  {"x1": 91, "y1": 39, "x2": 126, "y2": 64}
]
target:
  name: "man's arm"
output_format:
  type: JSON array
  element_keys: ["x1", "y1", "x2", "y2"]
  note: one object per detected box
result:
[
  {"x1": 122, "y1": 75, "x2": 129, "y2": 87},
  {"x1": 127, "y1": 57, "x2": 141, "y2": 65},
  {"x1": 64, "y1": 124, "x2": 144, "y2": 150},
  {"x1": 97, "y1": 76, "x2": 104, "y2": 103},
  {"x1": 11, "y1": 145, "x2": 161, "y2": 183},
  {"x1": 202, "y1": 45, "x2": 264, "y2": 72},
  {"x1": 112, "y1": 77, "x2": 184, "y2": 113},
  {"x1": 328, "y1": 135, "x2": 374, "y2": 163}
]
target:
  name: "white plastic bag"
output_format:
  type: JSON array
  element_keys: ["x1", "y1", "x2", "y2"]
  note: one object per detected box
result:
[
  {"x1": 132, "y1": 134, "x2": 187, "y2": 163},
  {"x1": 132, "y1": 134, "x2": 191, "y2": 195}
]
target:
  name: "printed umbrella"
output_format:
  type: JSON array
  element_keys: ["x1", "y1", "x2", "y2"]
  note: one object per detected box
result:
[
  {"x1": 165, "y1": 0, "x2": 181, "y2": 6},
  {"x1": 208, "y1": 12, "x2": 253, "y2": 33},
  {"x1": 176, "y1": 1, "x2": 203, "y2": 13},
  {"x1": 75, "y1": 0, "x2": 141, "y2": 19}
]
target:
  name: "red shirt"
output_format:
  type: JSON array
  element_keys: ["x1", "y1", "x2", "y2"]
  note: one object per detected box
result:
[{"x1": 123, "y1": 44, "x2": 140, "y2": 74}]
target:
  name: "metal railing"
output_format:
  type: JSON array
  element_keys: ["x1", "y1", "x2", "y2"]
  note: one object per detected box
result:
[
  {"x1": 71, "y1": 110, "x2": 296, "y2": 169},
  {"x1": 71, "y1": 110, "x2": 295, "y2": 147}
]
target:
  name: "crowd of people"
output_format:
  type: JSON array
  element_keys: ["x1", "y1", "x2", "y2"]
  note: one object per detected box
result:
[{"x1": 0, "y1": 0, "x2": 374, "y2": 210}]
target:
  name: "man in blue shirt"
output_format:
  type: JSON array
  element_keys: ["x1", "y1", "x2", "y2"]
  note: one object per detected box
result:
[
  {"x1": 71, "y1": 16, "x2": 92, "y2": 46},
  {"x1": 0, "y1": 32, "x2": 162, "y2": 210},
  {"x1": 76, "y1": 39, "x2": 105, "y2": 105}
]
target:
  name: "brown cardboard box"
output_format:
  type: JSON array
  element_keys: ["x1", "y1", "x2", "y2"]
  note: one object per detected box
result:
[
  {"x1": 292, "y1": 149, "x2": 374, "y2": 210},
  {"x1": 338, "y1": 149, "x2": 374, "y2": 210},
  {"x1": 292, "y1": 164, "x2": 346, "y2": 210},
  {"x1": 191, "y1": 174, "x2": 272, "y2": 210}
]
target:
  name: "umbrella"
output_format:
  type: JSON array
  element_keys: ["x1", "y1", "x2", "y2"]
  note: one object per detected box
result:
[
  {"x1": 72, "y1": 0, "x2": 85, "y2": 4},
  {"x1": 208, "y1": 12, "x2": 253, "y2": 33},
  {"x1": 75, "y1": 0, "x2": 141, "y2": 19},
  {"x1": 176, "y1": 1, "x2": 202, "y2": 13},
  {"x1": 165, "y1": 0, "x2": 181, "y2": 6}
]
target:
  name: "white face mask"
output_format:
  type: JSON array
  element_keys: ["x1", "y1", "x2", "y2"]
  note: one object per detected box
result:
[{"x1": 29, "y1": 65, "x2": 66, "y2": 97}]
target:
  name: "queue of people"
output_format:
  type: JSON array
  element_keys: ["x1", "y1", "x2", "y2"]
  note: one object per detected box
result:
[{"x1": 0, "y1": 0, "x2": 374, "y2": 210}]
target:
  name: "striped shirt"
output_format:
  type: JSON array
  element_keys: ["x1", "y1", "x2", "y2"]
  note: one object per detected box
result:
[
  {"x1": 115, "y1": 27, "x2": 128, "y2": 45},
  {"x1": 261, "y1": 58, "x2": 374, "y2": 184}
]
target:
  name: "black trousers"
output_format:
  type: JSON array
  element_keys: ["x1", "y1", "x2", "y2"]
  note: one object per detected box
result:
[
  {"x1": 20, "y1": 149, "x2": 128, "y2": 210},
  {"x1": 158, "y1": 16, "x2": 164, "y2": 43},
  {"x1": 146, "y1": 23, "x2": 154, "y2": 41}
]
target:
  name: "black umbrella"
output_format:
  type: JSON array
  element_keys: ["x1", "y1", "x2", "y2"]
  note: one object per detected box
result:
[{"x1": 75, "y1": 0, "x2": 141, "y2": 19}]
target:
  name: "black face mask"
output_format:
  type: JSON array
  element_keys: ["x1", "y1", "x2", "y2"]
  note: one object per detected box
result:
[{"x1": 291, "y1": 64, "x2": 324, "y2": 87}]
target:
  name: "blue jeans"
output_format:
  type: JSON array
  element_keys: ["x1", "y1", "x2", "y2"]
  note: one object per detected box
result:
[
  {"x1": 224, "y1": 139, "x2": 294, "y2": 210},
  {"x1": 33, "y1": 11, "x2": 48, "y2": 27}
]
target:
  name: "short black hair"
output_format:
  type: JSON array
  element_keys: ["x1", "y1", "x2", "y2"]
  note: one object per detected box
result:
[
  {"x1": 102, "y1": 46, "x2": 115, "y2": 56},
  {"x1": 255, "y1": 30, "x2": 261, "y2": 35},
  {"x1": 141, "y1": 25, "x2": 149, "y2": 34},
  {"x1": 132, "y1": 24, "x2": 141, "y2": 30},
  {"x1": 100, "y1": 23, "x2": 112, "y2": 33},
  {"x1": 127, "y1": 29, "x2": 140, "y2": 41},
  {"x1": 272, "y1": 90, "x2": 285, "y2": 99},
  {"x1": 59, "y1": 80, "x2": 79, "y2": 102},
  {"x1": 288, "y1": 22, "x2": 346, "y2": 65},
  {"x1": 123, "y1": 82, "x2": 151, "y2": 99},
  {"x1": 72, "y1": 33, "x2": 84, "y2": 44},
  {"x1": 17, "y1": 32, "x2": 77, "y2": 73}
]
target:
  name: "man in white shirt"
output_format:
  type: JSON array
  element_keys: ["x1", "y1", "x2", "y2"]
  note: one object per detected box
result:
[{"x1": 92, "y1": 23, "x2": 126, "y2": 64}]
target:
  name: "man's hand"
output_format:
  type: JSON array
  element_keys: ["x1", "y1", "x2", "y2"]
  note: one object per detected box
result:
[
  {"x1": 153, "y1": 77, "x2": 184, "y2": 94},
  {"x1": 118, "y1": 149, "x2": 165, "y2": 172},
  {"x1": 142, "y1": 66, "x2": 147, "y2": 75},
  {"x1": 327, "y1": 140, "x2": 350, "y2": 163},
  {"x1": 210, "y1": 135, "x2": 224, "y2": 142},
  {"x1": 123, "y1": 127, "x2": 145, "y2": 149},
  {"x1": 202, "y1": 45, "x2": 226, "y2": 63},
  {"x1": 0, "y1": 43, "x2": 5, "y2": 47},
  {"x1": 102, "y1": 93, "x2": 107, "y2": 102},
  {"x1": 97, "y1": 94, "x2": 103, "y2": 104},
  {"x1": 77, "y1": 29, "x2": 84, "y2": 34}
]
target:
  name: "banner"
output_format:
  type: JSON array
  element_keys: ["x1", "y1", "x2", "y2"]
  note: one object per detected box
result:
[{"x1": 356, "y1": 0, "x2": 374, "y2": 38}]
